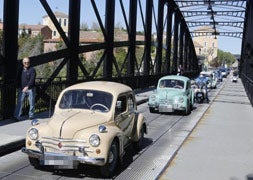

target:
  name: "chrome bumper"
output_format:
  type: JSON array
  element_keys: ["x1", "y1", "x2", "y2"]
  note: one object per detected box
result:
[{"x1": 22, "y1": 147, "x2": 105, "y2": 167}]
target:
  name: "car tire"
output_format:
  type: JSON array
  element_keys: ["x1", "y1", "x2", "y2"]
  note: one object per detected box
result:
[
  {"x1": 149, "y1": 107, "x2": 156, "y2": 113},
  {"x1": 190, "y1": 101, "x2": 194, "y2": 110},
  {"x1": 184, "y1": 101, "x2": 190, "y2": 115},
  {"x1": 100, "y1": 140, "x2": 119, "y2": 178},
  {"x1": 29, "y1": 157, "x2": 40, "y2": 168},
  {"x1": 133, "y1": 127, "x2": 144, "y2": 152}
]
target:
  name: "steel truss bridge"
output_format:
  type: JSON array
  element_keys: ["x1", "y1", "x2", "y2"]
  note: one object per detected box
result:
[{"x1": 0, "y1": 0, "x2": 252, "y2": 119}]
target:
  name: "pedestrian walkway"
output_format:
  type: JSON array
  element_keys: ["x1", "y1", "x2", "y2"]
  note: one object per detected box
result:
[{"x1": 159, "y1": 77, "x2": 253, "y2": 180}]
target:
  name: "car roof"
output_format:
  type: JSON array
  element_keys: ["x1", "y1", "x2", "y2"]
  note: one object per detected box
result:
[
  {"x1": 159, "y1": 75, "x2": 190, "y2": 82},
  {"x1": 62, "y1": 81, "x2": 133, "y2": 96}
]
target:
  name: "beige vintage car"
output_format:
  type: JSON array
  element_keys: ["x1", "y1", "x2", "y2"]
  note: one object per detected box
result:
[{"x1": 22, "y1": 81, "x2": 147, "y2": 177}]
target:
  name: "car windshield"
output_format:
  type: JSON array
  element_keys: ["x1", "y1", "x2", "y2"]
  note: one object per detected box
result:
[
  {"x1": 159, "y1": 79, "x2": 184, "y2": 89},
  {"x1": 59, "y1": 89, "x2": 113, "y2": 112}
]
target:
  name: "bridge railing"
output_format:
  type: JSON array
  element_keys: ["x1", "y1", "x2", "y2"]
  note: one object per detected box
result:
[
  {"x1": 241, "y1": 73, "x2": 253, "y2": 106},
  {"x1": 0, "y1": 71, "x2": 201, "y2": 121},
  {"x1": 0, "y1": 75, "x2": 164, "y2": 120}
]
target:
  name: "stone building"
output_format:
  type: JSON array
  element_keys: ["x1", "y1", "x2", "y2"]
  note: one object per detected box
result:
[
  {"x1": 193, "y1": 26, "x2": 218, "y2": 69},
  {"x1": 18, "y1": 24, "x2": 52, "y2": 39},
  {"x1": 42, "y1": 11, "x2": 68, "y2": 39}
]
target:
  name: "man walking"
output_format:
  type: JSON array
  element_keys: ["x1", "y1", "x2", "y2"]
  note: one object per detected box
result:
[{"x1": 14, "y1": 57, "x2": 36, "y2": 120}]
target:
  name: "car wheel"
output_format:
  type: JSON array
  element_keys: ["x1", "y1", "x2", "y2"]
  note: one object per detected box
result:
[
  {"x1": 100, "y1": 140, "x2": 119, "y2": 178},
  {"x1": 133, "y1": 127, "x2": 144, "y2": 152},
  {"x1": 184, "y1": 103, "x2": 190, "y2": 115},
  {"x1": 29, "y1": 157, "x2": 40, "y2": 168},
  {"x1": 190, "y1": 102, "x2": 193, "y2": 110},
  {"x1": 149, "y1": 107, "x2": 156, "y2": 113}
]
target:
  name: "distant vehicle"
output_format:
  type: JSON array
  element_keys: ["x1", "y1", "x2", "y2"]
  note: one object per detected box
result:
[
  {"x1": 22, "y1": 81, "x2": 147, "y2": 178},
  {"x1": 213, "y1": 70, "x2": 223, "y2": 82},
  {"x1": 231, "y1": 70, "x2": 239, "y2": 83},
  {"x1": 192, "y1": 78, "x2": 208, "y2": 103},
  {"x1": 231, "y1": 76, "x2": 238, "y2": 83},
  {"x1": 219, "y1": 68, "x2": 228, "y2": 78},
  {"x1": 148, "y1": 75, "x2": 194, "y2": 115},
  {"x1": 200, "y1": 71, "x2": 217, "y2": 89}
]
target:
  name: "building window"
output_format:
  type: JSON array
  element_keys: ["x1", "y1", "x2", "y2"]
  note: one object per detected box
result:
[
  {"x1": 53, "y1": 31, "x2": 56, "y2": 37},
  {"x1": 64, "y1": 19, "x2": 67, "y2": 26},
  {"x1": 204, "y1": 42, "x2": 207, "y2": 47},
  {"x1": 59, "y1": 18, "x2": 61, "y2": 26}
]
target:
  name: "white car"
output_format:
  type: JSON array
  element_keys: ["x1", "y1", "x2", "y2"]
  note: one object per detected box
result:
[{"x1": 22, "y1": 81, "x2": 147, "y2": 178}]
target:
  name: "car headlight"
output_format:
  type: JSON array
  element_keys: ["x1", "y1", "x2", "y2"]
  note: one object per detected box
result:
[
  {"x1": 28, "y1": 128, "x2": 39, "y2": 140},
  {"x1": 178, "y1": 97, "x2": 184, "y2": 103},
  {"x1": 89, "y1": 134, "x2": 100, "y2": 147},
  {"x1": 150, "y1": 95, "x2": 156, "y2": 101}
]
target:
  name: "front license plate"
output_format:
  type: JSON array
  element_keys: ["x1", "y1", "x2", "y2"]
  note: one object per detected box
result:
[
  {"x1": 159, "y1": 105, "x2": 173, "y2": 112},
  {"x1": 42, "y1": 155, "x2": 77, "y2": 168}
]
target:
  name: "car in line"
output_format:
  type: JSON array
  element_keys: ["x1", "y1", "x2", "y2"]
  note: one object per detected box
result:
[
  {"x1": 148, "y1": 75, "x2": 194, "y2": 115},
  {"x1": 219, "y1": 67, "x2": 229, "y2": 78},
  {"x1": 22, "y1": 81, "x2": 147, "y2": 178},
  {"x1": 200, "y1": 71, "x2": 217, "y2": 89}
]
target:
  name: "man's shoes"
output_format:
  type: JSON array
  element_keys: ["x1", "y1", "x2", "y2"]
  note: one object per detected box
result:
[{"x1": 29, "y1": 117, "x2": 34, "y2": 120}]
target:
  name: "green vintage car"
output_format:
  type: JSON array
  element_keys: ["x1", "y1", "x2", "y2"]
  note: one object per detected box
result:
[{"x1": 148, "y1": 75, "x2": 195, "y2": 115}]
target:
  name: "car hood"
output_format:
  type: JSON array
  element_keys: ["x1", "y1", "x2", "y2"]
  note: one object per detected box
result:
[
  {"x1": 47, "y1": 110, "x2": 110, "y2": 139},
  {"x1": 158, "y1": 89, "x2": 184, "y2": 99}
]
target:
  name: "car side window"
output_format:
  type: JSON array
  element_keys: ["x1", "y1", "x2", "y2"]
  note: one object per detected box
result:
[
  {"x1": 127, "y1": 94, "x2": 135, "y2": 113},
  {"x1": 115, "y1": 95, "x2": 127, "y2": 116},
  {"x1": 187, "y1": 81, "x2": 191, "y2": 90}
]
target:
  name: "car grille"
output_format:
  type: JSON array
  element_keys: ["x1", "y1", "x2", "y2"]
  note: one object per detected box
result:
[
  {"x1": 159, "y1": 99, "x2": 173, "y2": 104},
  {"x1": 40, "y1": 136, "x2": 92, "y2": 155}
]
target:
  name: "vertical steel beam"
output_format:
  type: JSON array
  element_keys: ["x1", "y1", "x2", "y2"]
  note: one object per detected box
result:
[
  {"x1": 2, "y1": 0, "x2": 19, "y2": 118},
  {"x1": 184, "y1": 33, "x2": 189, "y2": 72},
  {"x1": 143, "y1": 0, "x2": 153, "y2": 76},
  {"x1": 165, "y1": 4, "x2": 173, "y2": 74},
  {"x1": 190, "y1": 43, "x2": 195, "y2": 71},
  {"x1": 241, "y1": 0, "x2": 253, "y2": 106},
  {"x1": 103, "y1": 0, "x2": 115, "y2": 78},
  {"x1": 67, "y1": 0, "x2": 80, "y2": 84},
  {"x1": 179, "y1": 21, "x2": 184, "y2": 68},
  {"x1": 172, "y1": 11, "x2": 179, "y2": 74},
  {"x1": 127, "y1": 0, "x2": 137, "y2": 77},
  {"x1": 155, "y1": 0, "x2": 165, "y2": 74}
]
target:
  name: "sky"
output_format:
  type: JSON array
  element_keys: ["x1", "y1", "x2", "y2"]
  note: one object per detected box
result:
[{"x1": 0, "y1": 0, "x2": 242, "y2": 55}]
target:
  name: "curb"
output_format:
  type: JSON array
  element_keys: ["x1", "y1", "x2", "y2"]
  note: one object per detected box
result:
[{"x1": 0, "y1": 139, "x2": 25, "y2": 156}]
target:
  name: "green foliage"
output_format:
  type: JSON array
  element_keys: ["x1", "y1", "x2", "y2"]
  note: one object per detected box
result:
[
  {"x1": 18, "y1": 34, "x2": 44, "y2": 59},
  {"x1": 217, "y1": 49, "x2": 237, "y2": 67},
  {"x1": 114, "y1": 47, "x2": 127, "y2": 76},
  {"x1": 80, "y1": 22, "x2": 89, "y2": 31}
]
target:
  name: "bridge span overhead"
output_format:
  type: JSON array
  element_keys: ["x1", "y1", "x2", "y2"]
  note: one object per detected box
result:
[{"x1": 0, "y1": 0, "x2": 252, "y2": 120}]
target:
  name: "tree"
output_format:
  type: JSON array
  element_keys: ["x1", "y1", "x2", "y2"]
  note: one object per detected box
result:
[
  {"x1": 217, "y1": 49, "x2": 237, "y2": 67},
  {"x1": 80, "y1": 22, "x2": 89, "y2": 31},
  {"x1": 91, "y1": 22, "x2": 100, "y2": 31}
]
